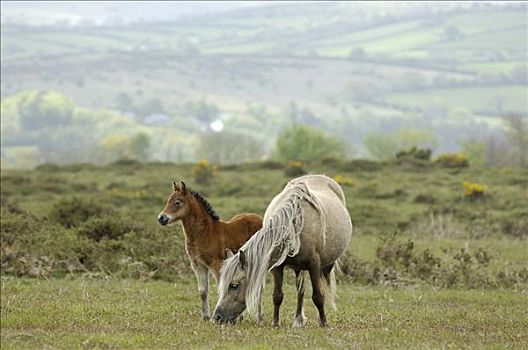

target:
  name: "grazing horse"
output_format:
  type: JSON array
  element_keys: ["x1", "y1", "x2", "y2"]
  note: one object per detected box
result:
[
  {"x1": 212, "y1": 174, "x2": 352, "y2": 327},
  {"x1": 158, "y1": 181, "x2": 262, "y2": 320}
]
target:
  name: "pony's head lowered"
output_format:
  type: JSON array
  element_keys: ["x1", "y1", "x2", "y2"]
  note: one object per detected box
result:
[{"x1": 213, "y1": 249, "x2": 249, "y2": 324}]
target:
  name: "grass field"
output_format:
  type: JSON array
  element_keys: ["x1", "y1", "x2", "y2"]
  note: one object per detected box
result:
[
  {"x1": 384, "y1": 85, "x2": 528, "y2": 115},
  {"x1": 1, "y1": 160, "x2": 527, "y2": 348},
  {"x1": 2, "y1": 277, "x2": 527, "y2": 349}
]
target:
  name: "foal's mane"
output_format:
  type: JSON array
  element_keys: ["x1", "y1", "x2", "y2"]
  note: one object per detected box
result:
[
  {"x1": 218, "y1": 180, "x2": 325, "y2": 318},
  {"x1": 190, "y1": 190, "x2": 220, "y2": 221}
]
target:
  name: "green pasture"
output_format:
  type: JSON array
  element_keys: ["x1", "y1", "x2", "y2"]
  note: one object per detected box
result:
[
  {"x1": 1, "y1": 160, "x2": 527, "y2": 348},
  {"x1": 2, "y1": 277, "x2": 527, "y2": 349},
  {"x1": 445, "y1": 11, "x2": 527, "y2": 36},
  {"x1": 385, "y1": 85, "x2": 528, "y2": 115}
]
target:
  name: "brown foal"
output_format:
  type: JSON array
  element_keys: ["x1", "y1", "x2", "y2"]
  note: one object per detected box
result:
[{"x1": 158, "y1": 181, "x2": 262, "y2": 320}]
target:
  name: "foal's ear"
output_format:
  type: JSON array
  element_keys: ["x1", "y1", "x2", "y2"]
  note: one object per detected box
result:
[
  {"x1": 173, "y1": 181, "x2": 178, "y2": 191},
  {"x1": 239, "y1": 250, "x2": 247, "y2": 270},
  {"x1": 180, "y1": 181, "x2": 187, "y2": 195},
  {"x1": 225, "y1": 249, "x2": 235, "y2": 259}
]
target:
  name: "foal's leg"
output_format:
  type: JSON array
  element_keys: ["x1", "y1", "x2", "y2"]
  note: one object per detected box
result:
[
  {"x1": 192, "y1": 262, "x2": 210, "y2": 320},
  {"x1": 308, "y1": 256, "x2": 327, "y2": 327},
  {"x1": 272, "y1": 265, "x2": 285, "y2": 327},
  {"x1": 292, "y1": 269, "x2": 307, "y2": 328}
]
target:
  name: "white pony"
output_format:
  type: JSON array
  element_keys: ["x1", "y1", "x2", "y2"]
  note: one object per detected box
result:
[{"x1": 213, "y1": 174, "x2": 352, "y2": 327}]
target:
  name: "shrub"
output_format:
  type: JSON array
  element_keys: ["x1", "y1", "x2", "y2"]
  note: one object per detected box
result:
[
  {"x1": 407, "y1": 212, "x2": 465, "y2": 239},
  {"x1": 320, "y1": 156, "x2": 343, "y2": 167},
  {"x1": 76, "y1": 216, "x2": 142, "y2": 242},
  {"x1": 462, "y1": 181, "x2": 487, "y2": 199},
  {"x1": 334, "y1": 175, "x2": 355, "y2": 187},
  {"x1": 35, "y1": 163, "x2": 61, "y2": 172},
  {"x1": 257, "y1": 160, "x2": 285, "y2": 170},
  {"x1": 340, "y1": 234, "x2": 528, "y2": 289},
  {"x1": 191, "y1": 160, "x2": 218, "y2": 186},
  {"x1": 413, "y1": 194, "x2": 436, "y2": 204},
  {"x1": 340, "y1": 159, "x2": 382, "y2": 172},
  {"x1": 435, "y1": 153, "x2": 469, "y2": 168},
  {"x1": 396, "y1": 147, "x2": 432, "y2": 161},
  {"x1": 49, "y1": 197, "x2": 114, "y2": 228},
  {"x1": 273, "y1": 124, "x2": 346, "y2": 162},
  {"x1": 284, "y1": 160, "x2": 307, "y2": 177}
]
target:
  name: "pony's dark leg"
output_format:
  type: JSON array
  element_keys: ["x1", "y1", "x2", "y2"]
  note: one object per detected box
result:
[
  {"x1": 292, "y1": 269, "x2": 307, "y2": 328},
  {"x1": 308, "y1": 257, "x2": 327, "y2": 327},
  {"x1": 322, "y1": 263, "x2": 335, "y2": 310},
  {"x1": 192, "y1": 262, "x2": 210, "y2": 320},
  {"x1": 272, "y1": 265, "x2": 285, "y2": 327}
]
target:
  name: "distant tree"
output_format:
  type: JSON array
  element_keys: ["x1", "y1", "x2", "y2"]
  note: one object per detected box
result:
[
  {"x1": 502, "y1": 113, "x2": 528, "y2": 166},
  {"x1": 461, "y1": 139, "x2": 486, "y2": 167},
  {"x1": 196, "y1": 130, "x2": 265, "y2": 164},
  {"x1": 399, "y1": 71, "x2": 427, "y2": 90},
  {"x1": 364, "y1": 133, "x2": 398, "y2": 161},
  {"x1": 443, "y1": 25, "x2": 464, "y2": 40},
  {"x1": 130, "y1": 132, "x2": 151, "y2": 162},
  {"x1": 182, "y1": 100, "x2": 219, "y2": 124},
  {"x1": 18, "y1": 90, "x2": 74, "y2": 130},
  {"x1": 3, "y1": 146, "x2": 38, "y2": 169},
  {"x1": 448, "y1": 107, "x2": 473, "y2": 121},
  {"x1": 489, "y1": 95, "x2": 505, "y2": 112},
  {"x1": 113, "y1": 92, "x2": 133, "y2": 112},
  {"x1": 364, "y1": 128, "x2": 437, "y2": 161},
  {"x1": 98, "y1": 134, "x2": 131, "y2": 162},
  {"x1": 298, "y1": 108, "x2": 321, "y2": 127},
  {"x1": 273, "y1": 124, "x2": 346, "y2": 162},
  {"x1": 349, "y1": 47, "x2": 366, "y2": 59},
  {"x1": 484, "y1": 133, "x2": 513, "y2": 167},
  {"x1": 510, "y1": 64, "x2": 528, "y2": 84},
  {"x1": 137, "y1": 98, "x2": 165, "y2": 118},
  {"x1": 246, "y1": 103, "x2": 270, "y2": 124},
  {"x1": 283, "y1": 101, "x2": 299, "y2": 125},
  {"x1": 395, "y1": 128, "x2": 438, "y2": 150}
]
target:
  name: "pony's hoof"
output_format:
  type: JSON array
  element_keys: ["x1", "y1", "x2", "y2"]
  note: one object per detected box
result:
[
  {"x1": 272, "y1": 321, "x2": 281, "y2": 328},
  {"x1": 292, "y1": 316, "x2": 307, "y2": 328},
  {"x1": 202, "y1": 315, "x2": 210, "y2": 321}
]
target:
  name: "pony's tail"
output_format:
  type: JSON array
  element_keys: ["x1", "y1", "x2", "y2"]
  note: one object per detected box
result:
[
  {"x1": 296, "y1": 270, "x2": 305, "y2": 295},
  {"x1": 321, "y1": 261, "x2": 340, "y2": 310}
]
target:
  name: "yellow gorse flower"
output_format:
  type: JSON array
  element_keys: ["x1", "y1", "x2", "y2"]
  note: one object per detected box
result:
[
  {"x1": 462, "y1": 181, "x2": 487, "y2": 198},
  {"x1": 334, "y1": 175, "x2": 355, "y2": 187}
]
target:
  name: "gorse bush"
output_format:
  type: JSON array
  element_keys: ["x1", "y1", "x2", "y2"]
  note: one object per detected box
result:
[
  {"x1": 1, "y1": 209, "x2": 189, "y2": 280},
  {"x1": 341, "y1": 234, "x2": 528, "y2": 289},
  {"x1": 396, "y1": 147, "x2": 432, "y2": 161},
  {"x1": 284, "y1": 160, "x2": 307, "y2": 177},
  {"x1": 1, "y1": 161, "x2": 526, "y2": 289},
  {"x1": 191, "y1": 159, "x2": 217, "y2": 185},
  {"x1": 49, "y1": 197, "x2": 114, "y2": 228},
  {"x1": 77, "y1": 216, "x2": 142, "y2": 242},
  {"x1": 435, "y1": 153, "x2": 469, "y2": 168},
  {"x1": 334, "y1": 174, "x2": 356, "y2": 187},
  {"x1": 462, "y1": 181, "x2": 487, "y2": 199}
]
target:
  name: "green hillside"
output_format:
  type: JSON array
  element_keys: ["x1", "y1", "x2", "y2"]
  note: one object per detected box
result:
[{"x1": 1, "y1": 2, "x2": 527, "y2": 167}]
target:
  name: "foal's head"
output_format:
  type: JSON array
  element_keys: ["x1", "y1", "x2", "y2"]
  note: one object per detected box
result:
[{"x1": 157, "y1": 181, "x2": 192, "y2": 225}]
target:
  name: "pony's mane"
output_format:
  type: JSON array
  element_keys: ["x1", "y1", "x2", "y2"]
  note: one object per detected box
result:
[
  {"x1": 218, "y1": 181, "x2": 326, "y2": 318},
  {"x1": 190, "y1": 190, "x2": 220, "y2": 221}
]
